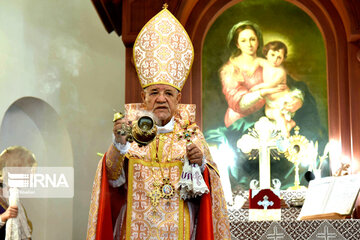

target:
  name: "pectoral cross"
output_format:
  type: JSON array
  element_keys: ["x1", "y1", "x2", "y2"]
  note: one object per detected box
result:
[
  {"x1": 237, "y1": 117, "x2": 284, "y2": 189},
  {"x1": 147, "y1": 181, "x2": 162, "y2": 206},
  {"x1": 177, "y1": 122, "x2": 197, "y2": 145},
  {"x1": 257, "y1": 195, "x2": 274, "y2": 210}
]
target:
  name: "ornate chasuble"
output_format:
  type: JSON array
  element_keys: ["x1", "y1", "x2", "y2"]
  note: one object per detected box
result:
[
  {"x1": 86, "y1": 104, "x2": 231, "y2": 240},
  {"x1": 125, "y1": 124, "x2": 192, "y2": 240}
]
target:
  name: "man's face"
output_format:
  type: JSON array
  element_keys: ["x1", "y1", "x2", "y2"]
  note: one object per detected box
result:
[
  {"x1": 266, "y1": 49, "x2": 285, "y2": 67},
  {"x1": 141, "y1": 84, "x2": 181, "y2": 126}
]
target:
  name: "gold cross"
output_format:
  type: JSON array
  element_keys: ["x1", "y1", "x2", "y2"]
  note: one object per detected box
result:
[
  {"x1": 147, "y1": 182, "x2": 162, "y2": 206},
  {"x1": 177, "y1": 124, "x2": 197, "y2": 145}
]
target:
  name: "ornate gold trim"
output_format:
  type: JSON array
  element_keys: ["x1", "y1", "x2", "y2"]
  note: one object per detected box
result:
[
  {"x1": 179, "y1": 193, "x2": 184, "y2": 240},
  {"x1": 142, "y1": 81, "x2": 182, "y2": 91},
  {"x1": 106, "y1": 154, "x2": 125, "y2": 180},
  {"x1": 184, "y1": 202, "x2": 190, "y2": 240},
  {"x1": 206, "y1": 162, "x2": 220, "y2": 176},
  {"x1": 133, "y1": 8, "x2": 194, "y2": 91},
  {"x1": 126, "y1": 157, "x2": 184, "y2": 239}
]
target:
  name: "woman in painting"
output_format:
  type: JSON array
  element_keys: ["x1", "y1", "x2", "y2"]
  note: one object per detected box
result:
[
  {"x1": 206, "y1": 20, "x2": 328, "y2": 190},
  {"x1": 221, "y1": 21, "x2": 301, "y2": 128}
]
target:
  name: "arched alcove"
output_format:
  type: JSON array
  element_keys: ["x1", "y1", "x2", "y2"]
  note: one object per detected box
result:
[
  {"x1": 184, "y1": 0, "x2": 353, "y2": 170},
  {"x1": 0, "y1": 97, "x2": 73, "y2": 240}
]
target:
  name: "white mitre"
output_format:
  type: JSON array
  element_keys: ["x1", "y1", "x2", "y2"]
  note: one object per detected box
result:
[{"x1": 133, "y1": 5, "x2": 194, "y2": 91}]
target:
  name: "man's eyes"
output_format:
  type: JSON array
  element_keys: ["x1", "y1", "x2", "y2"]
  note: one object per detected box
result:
[{"x1": 148, "y1": 91, "x2": 175, "y2": 96}]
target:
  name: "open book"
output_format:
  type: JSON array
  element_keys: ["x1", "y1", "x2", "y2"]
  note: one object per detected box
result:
[{"x1": 299, "y1": 174, "x2": 360, "y2": 220}]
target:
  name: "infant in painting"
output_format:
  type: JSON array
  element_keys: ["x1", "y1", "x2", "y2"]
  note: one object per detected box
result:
[{"x1": 250, "y1": 41, "x2": 303, "y2": 137}]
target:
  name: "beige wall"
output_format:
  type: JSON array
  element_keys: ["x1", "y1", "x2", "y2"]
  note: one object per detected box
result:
[{"x1": 0, "y1": 0, "x2": 125, "y2": 239}]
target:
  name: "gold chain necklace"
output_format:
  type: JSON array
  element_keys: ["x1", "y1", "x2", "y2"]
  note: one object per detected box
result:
[{"x1": 147, "y1": 128, "x2": 176, "y2": 207}]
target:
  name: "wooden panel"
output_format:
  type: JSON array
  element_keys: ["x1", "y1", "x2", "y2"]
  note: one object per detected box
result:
[
  {"x1": 332, "y1": 0, "x2": 360, "y2": 41},
  {"x1": 125, "y1": 47, "x2": 142, "y2": 104},
  {"x1": 348, "y1": 42, "x2": 360, "y2": 172},
  {"x1": 91, "y1": 0, "x2": 115, "y2": 33},
  {"x1": 91, "y1": 0, "x2": 122, "y2": 35}
]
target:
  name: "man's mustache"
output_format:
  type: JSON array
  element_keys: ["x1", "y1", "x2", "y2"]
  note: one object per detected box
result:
[{"x1": 154, "y1": 105, "x2": 169, "y2": 110}]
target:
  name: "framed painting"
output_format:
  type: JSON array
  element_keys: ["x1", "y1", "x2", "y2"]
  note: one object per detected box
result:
[{"x1": 202, "y1": 0, "x2": 329, "y2": 194}]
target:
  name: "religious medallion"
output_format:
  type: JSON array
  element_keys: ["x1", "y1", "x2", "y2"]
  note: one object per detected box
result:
[
  {"x1": 160, "y1": 177, "x2": 175, "y2": 199},
  {"x1": 284, "y1": 126, "x2": 310, "y2": 190}
]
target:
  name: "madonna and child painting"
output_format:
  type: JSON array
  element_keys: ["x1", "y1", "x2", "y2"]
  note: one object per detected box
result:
[{"x1": 203, "y1": 0, "x2": 329, "y2": 192}]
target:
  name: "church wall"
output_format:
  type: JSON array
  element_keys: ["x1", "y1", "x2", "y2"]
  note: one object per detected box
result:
[
  {"x1": 0, "y1": 0, "x2": 358, "y2": 238},
  {"x1": 0, "y1": 0, "x2": 125, "y2": 239}
]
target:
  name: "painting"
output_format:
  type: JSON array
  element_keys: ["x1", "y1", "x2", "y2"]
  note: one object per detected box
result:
[{"x1": 203, "y1": 0, "x2": 329, "y2": 193}]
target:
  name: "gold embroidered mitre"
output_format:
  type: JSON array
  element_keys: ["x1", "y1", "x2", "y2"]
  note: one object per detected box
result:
[{"x1": 133, "y1": 7, "x2": 194, "y2": 91}]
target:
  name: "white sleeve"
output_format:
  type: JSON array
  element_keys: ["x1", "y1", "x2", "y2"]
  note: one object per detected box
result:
[
  {"x1": 109, "y1": 134, "x2": 130, "y2": 187},
  {"x1": 112, "y1": 134, "x2": 131, "y2": 154}
]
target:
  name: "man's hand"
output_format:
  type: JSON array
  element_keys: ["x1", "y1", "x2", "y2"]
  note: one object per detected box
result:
[
  {"x1": 186, "y1": 143, "x2": 203, "y2": 166},
  {"x1": 113, "y1": 117, "x2": 131, "y2": 145},
  {"x1": 1, "y1": 205, "x2": 18, "y2": 222}
]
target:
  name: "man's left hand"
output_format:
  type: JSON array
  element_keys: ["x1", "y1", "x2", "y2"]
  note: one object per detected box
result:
[{"x1": 186, "y1": 143, "x2": 203, "y2": 166}]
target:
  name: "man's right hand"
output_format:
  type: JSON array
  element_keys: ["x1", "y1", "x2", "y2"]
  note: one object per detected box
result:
[
  {"x1": 1, "y1": 205, "x2": 18, "y2": 222},
  {"x1": 113, "y1": 117, "x2": 131, "y2": 145}
]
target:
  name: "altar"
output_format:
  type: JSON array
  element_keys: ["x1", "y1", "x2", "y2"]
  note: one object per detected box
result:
[{"x1": 228, "y1": 191, "x2": 360, "y2": 239}]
